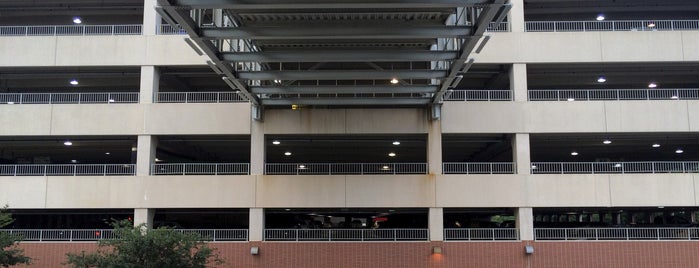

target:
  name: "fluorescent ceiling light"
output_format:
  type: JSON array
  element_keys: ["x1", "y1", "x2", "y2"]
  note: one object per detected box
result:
[
  {"x1": 63, "y1": 141, "x2": 73, "y2": 146},
  {"x1": 388, "y1": 152, "x2": 396, "y2": 157},
  {"x1": 392, "y1": 141, "x2": 401, "y2": 145},
  {"x1": 567, "y1": 98, "x2": 575, "y2": 101},
  {"x1": 272, "y1": 140, "x2": 281, "y2": 145},
  {"x1": 73, "y1": 17, "x2": 82, "y2": 24},
  {"x1": 390, "y1": 78, "x2": 399, "y2": 84},
  {"x1": 603, "y1": 139, "x2": 612, "y2": 144},
  {"x1": 571, "y1": 151, "x2": 579, "y2": 156},
  {"x1": 648, "y1": 82, "x2": 657, "y2": 88},
  {"x1": 596, "y1": 14, "x2": 605, "y2": 21},
  {"x1": 69, "y1": 79, "x2": 79, "y2": 85},
  {"x1": 652, "y1": 143, "x2": 661, "y2": 148},
  {"x1": 597, "y1": 76, "x2": 606, "y2": 83},
  {"x1": 675, "y1": 149, "x2": 684, "y2": 154},
  {"x1": 284, "y1": 151, "x2": 292, "y2": 156}
]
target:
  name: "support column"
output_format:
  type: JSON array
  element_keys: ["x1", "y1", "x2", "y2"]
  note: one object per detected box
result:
[
  {"x1": 134, "y1": 208, "x2": 155, "y2": 229},
  {"x1": 427, "y1": 119, "x2": 442, "y2": 174},
  {"x1": 136, "y1": 135, "x2": 158, "y2": 176},
  {"x1": 249, "y1": 208, "x2": 264, "y2": 241},
  {"x1": 509, "y1": 63, "x2": 528, "y2": 102},
  {"x1": 512, "y1": 133, "x2": 531, "y2": 174},
  {"x1": 509, "y1": 0, "x2": 525, "y2": 32},
  {"x1": 250, "y1": 120, "x2": 265, "y2": 175},
  {"x1": 140, "y1": 66, "x2": 160, "y2": 104},
  {"x1": 143, "y1": 0, "x2": 161, "y2": 35},
  {"x1": 429, "y1": 207, "x2": 444, "y2": 241},
  {"x1": 516, "y1": 207, "x2": 534, "y2": 241}
]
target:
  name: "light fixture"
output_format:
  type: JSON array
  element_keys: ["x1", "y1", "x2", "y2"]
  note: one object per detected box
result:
[
  {"x1": 273, "y1": 79, "x2": 282, "y2": 84},
  {"x1": 7, "y1": 101, "x2": 14, "y2": 105},
  {"x1": 69, "y1": 79, "x2": 79, "y2": 85},
  {"x1": 298, "y1": 165, "x2": 306, "y2": 169},
  {"x1": 603, "y1": 139, "x2": 612, "y2": 144},
  {"x1": 155, "y1": 158, "x2": 162, "y2": 162},
  {"x1": 647, "y1": 22, "x2": 656, "y2": 28},
  {"x1": 73, "y1": 17, "x2": 82, "y2": 24},
  {"x1": 272, "y1": 140, "x2": 281, "y2": 145},
  {"x1": 571, "y1": 151, "x2": 579, "y2": 156},
  {"x1": 531, "y1": 165, "x2": 537, "y2": 169},
  {"x1": 71, "y1": 159, "x2": 78, "y2": 163},
  {"x1": 388, "y1": 152, "x2": 396, "y2": 157},
  {"x1": 382, "y1": 165, "x2": 390, "y2": 170},
  {"x1": 105, "y1": 152, "x2": 111, "y2": 155},
  {"x1": 392, "y1": 141, "x2": 401, "y2": 145},
  {"x1": 390, "y1": 78, "x2": 399, "y2": 84},
  {"x1": 524, "y1": 245, "x2": 534, "y2": 255},
  {"x1": 671, "y1": 95, "x2": 679, "y2": 100},
  {"x1": 652, "y1": 143, "x2": 661, "y2": 148},
  {"x1": 597, "y1": 76, "x2": 607, "y2": 83},
  {"x1": 648, "y1": 82, "x2": 657, "y2": 88},
  {"x1": 614, "y1": 163, "x2": 622, "y2": 168},
  {"x1": 675, "y1": 149, "x2": 684, "y2": 154},
  {"x1": 291, "y1": 104, "x2": 298, "y2": 110},
  {"x1": 108, "y1": 99, "x2": 115, "y2": 103},
  {"x1": 131, "y1": 146, "x2": 137, "y2": 152},
  {"x1": 432, "y1": 246, "x2": 442, "y2": 255},
  {"x1": 250, "y1": 246, "x2": 259, "y2": 255},
  {"x1": 567, "y1": 98, "x2": 575, "y2": 101},
  {"x1": 63, "y1": 140, "x2": 73, "y2": 146},
  {"x1": 284, "y1": 151, "x2": 292, "y2": 156},
  {"x1": 596, "y1": 14, "x2": 605, "y2": 21}
]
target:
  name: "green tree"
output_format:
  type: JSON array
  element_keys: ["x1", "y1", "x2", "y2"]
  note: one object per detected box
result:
[
  {"x1": 65, "y1": 220, "x2": 223, "y2": 268},
  {"x1": 0, "y1": 206, "x2": 31, "y2": 267}
]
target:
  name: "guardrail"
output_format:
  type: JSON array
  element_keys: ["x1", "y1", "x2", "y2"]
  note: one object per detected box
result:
[
  {"x1": 0, "y1": 92, "x2": 139, "y2": 104},
  {"x1": 264, "y1": 228, "x2": 429, "y2": 241},
  {"x1": 0, "y1": 25, "x2": 142, "y2": 36},
  {"x1": 443, "y1": 162, "x2": 515, "y2": 174},
  {"x1": 486, "y1": 22, "x2": 509, "y2": 32},
  {"x1": 531, "y1": 161, "x2": 699, "y2": 174},
  {"x1": 535, "y1": 228, "x2": 699, "y2": 240},
  {"x1": 0, "y1": 229, "x2": 116, "y2": 241},
  {"x1": 526, "y1": 20, "x2": 699, "y2": 32},
  {"x1": 0, "y1": 164, "x2": 135, "y2": 176},
  {"x1": 444, "y1": 228, "x2": 518, "y2": 241},
  {"x1": 156, "y1": 92, "x2": 247, "y2": 103},
  {"x1": 158, "y1": 24, "x2": 186, "y2": 35},
  {"x1": 151, "y1": 163, "x2": 250, "y2": 175},
  {"x1": 175, "y1": 229, "x2": 248, "y2": 241},
  {"x1": 265, "y1": 163, "x2": 428, "y2": 175},
  {"x1": 529, "y1": 88, "x2": 699, "y2": 101},
  {"x1": 444, "y1": 90, "x2": 511, "y2": 101}
]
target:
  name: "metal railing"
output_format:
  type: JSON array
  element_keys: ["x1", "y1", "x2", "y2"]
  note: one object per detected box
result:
[
  {"x1": 444, "y1": 90, "x2": 512, "y2": 101},
  {"x1": 444, "y1": 228, "x2": 519, "y2": 241},
  {"x1": 0, "y1": 164, "x2": 135, "y2": 176},
  {"x1": 151, "y1": 163, "x2": 250, "y2": 175},
  {"x1": 531, "y1": 161, "x2": 699, "y2": 174},
  {"x1": 529, "y1": 88, "x2": 699, "y2": 101},
  {"x1": 156, "y1": 92, "x2": 247, "y2": 103},
  {"x1": 265, "y1": 163, "x2": 428, "y2": 175},
  {"x1": 486, "y1": 22, "x2": 509, "y2": 32},
  {"x1": 0, "y1": 229, "x2": 116, "y2": 241},
  {"x1": 175, "y1": 229, "x2": 248, "y2": 241},
  {"x1": 264, "y1": 228, "x2": 429, "y2": 241},
  {"x1": 443, "y1": 162, "x2": 515, "y2": 174},
  {"x1": 0, "y1": 25, "x2": 143, "y2": 36},
  {"x1": 526, "y1": 20, "x2": 699, "y2": 32},
  {"x1": 0, "y1": 92, "x2": 139, "y2": 104},
  {"x1": 535, "y1": 228, "x2": 699, "y2": 241},
  {"x1": 158, "y1": 24, "x2": 186, "y2": 35}
]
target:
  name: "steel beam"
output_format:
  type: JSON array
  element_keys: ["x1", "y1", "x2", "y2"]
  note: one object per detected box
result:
[
  {"x1": 200, "y1": 26, "x2": 471, "y2": 40},
  {"x1": 261, "y1": 98, "x2": 431, "y2": 106},
  {"x1": 238, "y1": 70, "x2": 447, "y2": 80},
  {"x1": 251, "y1": 85, "x2": 438, "y2": 94},
  {"x1": 222, "y1": 50, "x2": 459, "y2": 62},
  {"x1": 170, "y1": 0, "x2": 496, "y2": 9}
]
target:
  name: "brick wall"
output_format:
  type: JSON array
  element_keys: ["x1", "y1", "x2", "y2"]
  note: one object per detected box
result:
[{"x1": 14, "y1": 241, "x2": 699, "y2": 268}]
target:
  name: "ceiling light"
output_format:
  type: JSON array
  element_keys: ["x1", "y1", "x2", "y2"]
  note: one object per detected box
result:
[
  {"x1": 531, "y1": 165, "x2": 537, "y2": 169},
  {"x1": 284, "y1": 151, "x2": 292, "y2": 156},
  {"x1": 597, "y1": 76, "x2": 606, "y2": 83},
  {"x1": 390, "y1": 78, "x2": 399, "y2": 84},
  {"x1": 675, "y1": 149, "x2": 684, "y2": 154},
  {"x1": 7, "y1": 102, "x2": 14, "y2": 105},
  {"x1": 652, "y1": 143, "x2": 661, "y2": 148},
  {"x1": 567, "y1": 98, "x2": 575, "y2": 101},
  {"x1": 155, "y1": 158, "x2": 162, "y2": 162},
  {"x1": 571, "y1": 151, "x2": 579, "y2": 156},
  {"x1": 648, "y1": 82, "x2": 657, "y2": 88},
  {"x1": 105, "y1": 152, "x2": 110, "y2": 155},
  {"x1": 603, "y1": 139, "x2": 612, "y2": 144},
  {"x1": 63, "y1": 141, "x2": 73, "y2": 146},
  {"x1": 131, "y1": 146, "x2": 137, "y2": 152},
  {"x1": 388, "y1": 152, "x2": 396, "y2": 157},
  {"x1": 392, "y1": 141, "x2": 401, "y2": 145},
  {"x1": 73, "y1": 17, "x2": 82, "y2": 24},
  {"x1": 671, "y1": 95, "x2": 679, "y2": 100},
  {"x1": 69, "y1": 79, "x2": 79, "y2": 85},
  {"x1": 596, "y1": 14, "x2": 605, "y2": 21},
  {"x1": 382, "y1": 165, "x2": 390, "y2": 170},
  {"x1": 108, "y1": 99, "x2": 115, "y2": 103},
  {"x1": 284, "y1": 208, "x2": 291, "y2": 211},
  {"x1": 71, "y1": 159, "x2": 78, "y2": 163},
  {"x1": 614, "y1": 163, "x2": 622, "y2": 168},
  {"x1": 273, "y1": 79, "x2": 282, "y2": 84},
  {"x1": 647, "y1": 22, "x2": 656, "y2": 28},
  {"x1": 272, "y1": 140, "x2": 281, "y2": 145},
  {"x1": 298, "y1": 165, "x2": 306, "y2": 169}
]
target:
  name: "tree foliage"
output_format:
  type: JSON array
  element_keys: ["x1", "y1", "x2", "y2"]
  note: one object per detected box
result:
[
  {"x1": 65, "y1": 220, "x2": 223, "y2": 268},
  {"x1": 0, "y1": 206, "x2": 31, "y2": 267}
]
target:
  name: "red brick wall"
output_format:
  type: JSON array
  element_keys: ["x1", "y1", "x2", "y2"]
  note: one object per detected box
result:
[{"x1": 14, "y1": 241, "x2": 699, "y2": 268}]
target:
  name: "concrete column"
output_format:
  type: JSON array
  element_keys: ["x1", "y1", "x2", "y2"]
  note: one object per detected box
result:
[
  {"x1": 427, "y1": 119, "x2": 442, "y2": 174},
  {"x1": 512, "y1": 133, "x2": 531, "y2": 174},
  {"x1": 509, "y1": 63, "x2": 528, "y2": 102},
  {"x1": 509, "y1": 0, "x2": 525, "y2": 32},
  {"x1": 516, "y1": 207, "x2": 534, "y2": 240},
  {"x1": 249, "y1": 208, "x2": 264, "y2": 241},
  {"x1": 250, "y1": 120, "x2": 265, "y2": 175},
  {"x1": 134, "y1": 208, "x2": 155, "y2": 229},
  {"x1": 140, "y1": 66, "x2": 160, "y2": 104},
  {"x1": 143, "y1": 0, "x2": 161, "y2": 35},
  {"x1": 136, "y1": 135, "x2": 158, "y2": 176},
  {"x1": 429, "y1": 207, "x2": 444, "y2": 241}
]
